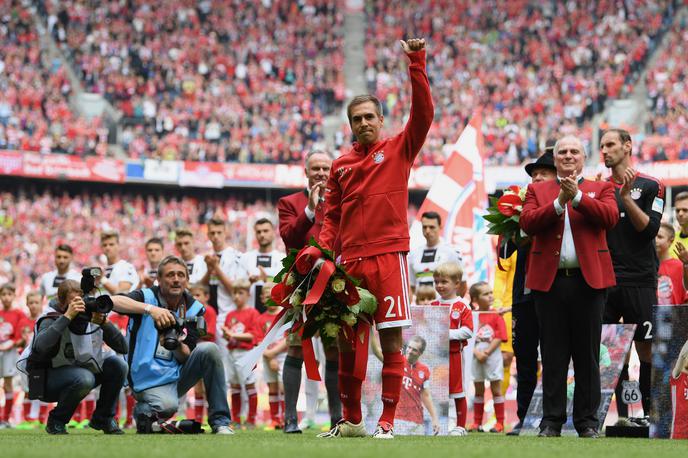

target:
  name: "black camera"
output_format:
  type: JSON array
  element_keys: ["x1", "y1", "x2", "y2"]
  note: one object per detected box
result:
[
  {"x1": 159, "y1": 315, "x2": 207, "y2": 351},
  {"x1": 69, "y1": 267, "x2": 114, "y2": 334}
]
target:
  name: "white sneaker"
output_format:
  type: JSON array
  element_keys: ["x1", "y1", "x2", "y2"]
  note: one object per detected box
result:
[
  {"x1": 338, "y1": 420, "x2": 368, "y2": 437},
  {"x1": 449, "y1": 426, "x2": 468, "y2": 436},
  {"x1": 298, "y1": 418, "x2": 316, "y2": 430},
  {"x1": 372, "y1": 424, "x2": 394, "y2": 439},
  {"x1": 212, "y1": 425, "x2": 235, "y2": 435}
]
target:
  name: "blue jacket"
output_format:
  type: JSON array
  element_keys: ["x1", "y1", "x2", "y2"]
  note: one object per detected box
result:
[{"x1": 126, "y1": 288, "x2": 204, "y2": 392}]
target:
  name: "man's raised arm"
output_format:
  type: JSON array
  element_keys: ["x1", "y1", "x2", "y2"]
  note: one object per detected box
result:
[{"x1": 400, "y1": 38, "x2": 434, "y2": 161}]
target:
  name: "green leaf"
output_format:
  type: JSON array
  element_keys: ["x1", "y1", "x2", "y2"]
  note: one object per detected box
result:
[{"x1": 483, "y1": 213, "x2": 506, "y2": 224}]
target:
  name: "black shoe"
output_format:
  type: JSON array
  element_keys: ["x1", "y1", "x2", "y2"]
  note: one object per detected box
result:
[
  {"x1": 46, "y1": 418, "x2": 68, "y2": 435},
  {"x1": 89, "y1": 418, "x2": 124, "y2": 435},
  {"x1": 506, "y1": 421, "x2": 522, "y2": 436},
  {"x1": 283, "y1": 418, "x2": 302, "y2": 434},
  {"x1": 578, "y1": 427, "x2": 599, "y2": 438},
  {"x1": 136, "y1": 414, "x2": 154, "y2": 434},
  {"x1": 538, "y1": 426, "x2": 561, "y2": 437},
  {"x1": 630, "y1": 416, "x2": 650, "y2": 427}
]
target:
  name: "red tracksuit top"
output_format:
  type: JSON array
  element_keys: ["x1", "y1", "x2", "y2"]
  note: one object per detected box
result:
[{"x1": 319, "y1": 50, "x2": 434, "y2": 260}]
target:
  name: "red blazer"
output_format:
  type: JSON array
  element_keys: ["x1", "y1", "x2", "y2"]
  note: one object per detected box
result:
[
  {"x1": 277, "y1": 190, "x2": 321, "y2": 252},
  {"x1": 520, "y1": 178, "x2": 619, "y2": 291}
]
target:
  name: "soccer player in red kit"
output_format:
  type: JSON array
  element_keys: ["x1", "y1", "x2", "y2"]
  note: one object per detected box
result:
[
  {"x1": 431, "y1": 262, "x2": 473, "y2": 436},
  {"x1": 395, "y1": 336, "x2": 439, "y2": 435},
  {"x1": 0, "y1": 283, "x2": 24, "y2": 427},
  {"x1": 318, "y1": 38, "x2": 433, "y2": 439}
]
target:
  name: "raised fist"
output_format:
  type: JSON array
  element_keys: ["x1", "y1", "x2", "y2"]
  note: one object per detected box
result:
[{"x1": 400, "y1": 38, "x2": 426, "y2": 54}]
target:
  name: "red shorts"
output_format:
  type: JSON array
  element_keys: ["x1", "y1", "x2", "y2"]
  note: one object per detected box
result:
[
  {"x1": 341, "y1": 252, "x2": 412, "y2": 330},
  {"x1": 449, "y1": 350, "x2": 465, "y2": 398}
]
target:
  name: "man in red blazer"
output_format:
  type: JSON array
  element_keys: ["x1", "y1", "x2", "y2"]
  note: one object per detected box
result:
[
  {"x1": 277, "y1": 150, "x2": 341, "y2": 433},
  {"x1": 520, "y1": 135, "x2": 619, "y2": 438}
]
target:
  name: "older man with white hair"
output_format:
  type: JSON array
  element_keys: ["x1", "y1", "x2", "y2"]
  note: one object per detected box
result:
[{"x1": 520, "y1": 135, "x2": 619, "y2": 438}]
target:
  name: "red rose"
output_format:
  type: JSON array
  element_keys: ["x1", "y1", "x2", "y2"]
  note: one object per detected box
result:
[{"x1": 497, "y1": 193, "x2": 522, "y2": 217}]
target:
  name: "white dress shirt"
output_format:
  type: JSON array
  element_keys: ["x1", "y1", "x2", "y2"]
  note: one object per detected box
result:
[{"x1": 553, "y1": 186, "x2": 583, "y2": 269}]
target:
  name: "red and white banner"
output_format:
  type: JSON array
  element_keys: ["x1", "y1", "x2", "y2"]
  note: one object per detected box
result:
[
  {"x1": 21, "y1": 153, "x2": 125, "y2": 183},
  {"x1": 222, "y1": 163, "x2": 305, "y2": 188},
  {"x1": 179, "y1": 161, "x2": 225, "y2": 188},
  {"x1": 411, "y1": 111, "x2": 494, "y2": 284},
  {"x1": 0, "y1": 150, "x2": 23, "y2": 175}
]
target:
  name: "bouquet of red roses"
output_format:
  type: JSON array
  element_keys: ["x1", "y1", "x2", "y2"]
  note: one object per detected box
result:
[
  {"x1": 483, "y1": 185, "x2": 527, "y2": 244},
  {"x1": 265, "y1": 239, "x2": 378, "y2": 380}
]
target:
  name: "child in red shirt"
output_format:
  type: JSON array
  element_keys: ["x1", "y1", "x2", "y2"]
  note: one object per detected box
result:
[
  {"x1": 17, "y1": 291, "x2": 43, "y2": 427},
  {"x1": 468, "y1": 282, "x2": 507, "y2": 433},
  {"x1": 222, "y1": 279, "x2": 260, "y2": 427},
  {"x1": 0, "y1": 283, "x2": 24, "y2": 427},
  {"x1": 657, "y1": 223, "x2": 688, "y2": 305},
  {"x1": 431, "y1": 262, "x2": 473, "y2": 436},
  {"x1": 189, "y1": 283, "x2": 217, "y2": 424},
  {"x1": 255, "y1": 283, "x2": 288, "y2": 429},
  {"x1": 671, "y1": 339, "x2": 688, "y2": 439}
]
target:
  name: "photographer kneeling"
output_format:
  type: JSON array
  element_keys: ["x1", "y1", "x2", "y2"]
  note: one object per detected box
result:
[
  {"x1": 110, "y1": 256, "x2": 232, "y2": 435},
  {"x1": 23, "y1": 280, "x2": 128, "y2": 435}
]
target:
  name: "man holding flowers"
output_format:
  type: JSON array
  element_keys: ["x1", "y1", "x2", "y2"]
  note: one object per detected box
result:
[{"x1": 317, "y1": 38, "x2": 434, "y2": 439}]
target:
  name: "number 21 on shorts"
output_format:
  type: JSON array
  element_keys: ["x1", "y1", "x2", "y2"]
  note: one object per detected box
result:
[{"x1": 384, "y1": 296, "x2": 403, "y2": 318}]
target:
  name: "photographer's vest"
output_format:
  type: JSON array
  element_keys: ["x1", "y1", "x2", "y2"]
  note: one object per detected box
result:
[
  {"x1": 18, "y1": 307, "x2": 105, "y2": 375},
  {"x1": 127, "y1": 288, "x2": 203, "y2": 393}
]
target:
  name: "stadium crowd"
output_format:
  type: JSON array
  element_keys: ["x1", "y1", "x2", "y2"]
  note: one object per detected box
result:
[
  {"x1": 42, "y1": 0, "x2": 344, "y2": 163},
  {"x1": 362, "y1": 0, "x2": 677, "y2": 165},
  {"x1": 0, "y1": 0, "x2": 107, "y2": 156}
]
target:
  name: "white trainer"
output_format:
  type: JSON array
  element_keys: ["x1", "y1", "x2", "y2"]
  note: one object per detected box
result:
[
  {"x1": 338, "y1": 420, "x2": 368, "y2": 437},
  {"x1": 372, "y1": 424, "x2": 394, "y2": 439},
  {"x1": 449, "y1": 426, "x2": 468, "y2": 436},
  {"x1": 212, "y1": 425, "x2": 235, "y2": 435}
]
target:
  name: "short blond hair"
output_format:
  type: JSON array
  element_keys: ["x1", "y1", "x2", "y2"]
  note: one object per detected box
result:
[
  {"x1": 232, "y1": 278, "x2": 251, "y2": 293},
  {"x1": 188, "y1": 283, "x2": 209, "y2": 295},
  {"x1": 100, "y1": 230, "x2": 119, "y2": 243},
  {"x1": 175, "y1": 227, "x2": 194, "y2": 239},
  {"x1": 433, "y1": 262, "x2": 463, "y2": 283},
  {"x1": 26, "y1": 291, "x2": 41, "y2": 301},
  {"x1": 415, "y1": 285, "x2": 436, "y2": 303}
]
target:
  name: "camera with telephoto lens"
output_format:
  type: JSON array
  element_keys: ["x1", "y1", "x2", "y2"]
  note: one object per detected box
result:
[
  {"x1": 77, "y1": 267, "x2": 114, "y2": 321},
  {"x1": 159, "y1": 315, "x2": 207, "y2": 351}
]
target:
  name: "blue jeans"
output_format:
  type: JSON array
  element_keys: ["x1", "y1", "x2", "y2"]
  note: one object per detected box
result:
[
  {"x1": 44, "y1": 355, "x2": 128, "y2": 424},
  {"x1": 133, "y1": 342, "x2": 230, "y2": 427}
]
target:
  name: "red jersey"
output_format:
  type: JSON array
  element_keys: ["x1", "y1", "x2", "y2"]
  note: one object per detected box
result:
[
  {"x1": 474, "y1": 312, "x2": 507, "y2": 348},
  {"x1": 0, "y1": 308, "x2": 24, "y2": 350},
  {"x1": 319, "y1": 50, "x2": 434, "y2": 260},
  {"x1": 431, "y1": 297, "x2": 473, "y2": 352},
  {"x1": 17, "y1": 314, "x2": 36, "y2": 352},
  {"x1": 201, "y1": 304, "x2": 216, "y2": 342},
  {"x1": 109, "y1": 312, "x2": 129, "y2": 333},
  {"x1": 223, "y1": 307, "x2": 260, "y2": 350},
  {"x1": 256, "y1": 311, "x2": 285, "y2": 350},
  {"x1": 658, "y1": 258, "x2": 686, "y2": 305},
  {"x1": 671, "y1": 371, "x2": 688, "y2": 439},
  {"x1": 397, "y1": 357, "x2": 431, "y2": 424}
]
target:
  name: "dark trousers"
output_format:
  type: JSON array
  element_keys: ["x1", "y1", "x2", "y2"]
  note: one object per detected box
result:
[
  {"x1": 533, "y1": 271, "x2": 605, "y2": 432},
  {"x1": 512, "y1": 299, "x2": 539, "y2": 422},
  {"x1": 44, "y1": 355, "x2": 128, "y2": 424}
]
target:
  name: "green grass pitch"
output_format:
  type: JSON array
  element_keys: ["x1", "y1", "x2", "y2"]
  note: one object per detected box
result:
[{"x1": 1, "y1": 429, "x2": 686, "y2": 458}]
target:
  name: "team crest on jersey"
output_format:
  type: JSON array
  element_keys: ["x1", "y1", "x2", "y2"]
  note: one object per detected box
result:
[
  {"x1": 451, "y1": 310, "x2": 460, "y2": 319},
  {"x1": 587, "y1": 191, "x2": 596, "y2": 198},
  {"x1": 630, "y1": 188, "x2": 642, "y2": 200},
  {"x1": 418, "y1": 370, "x2": 425, "y2": 378},
  {"x1": 372, "y1": 151, "x2": 385, "y2": 164}
]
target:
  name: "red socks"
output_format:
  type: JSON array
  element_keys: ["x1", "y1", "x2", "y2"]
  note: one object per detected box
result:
[
  {"x1": 473, "y1": 396, "x2": 485, "y2": 425},
  {"x1": 454, "y1": 397, "x2": 467, "y2": 428},
  {"x1": 125, "y1": 393, "x2": 135, "y2": 425},
  {"x1": 231, "y1": 392, "x2": 241, "y2": 424},
  {"x1": 379, "y1": 351, "x2": 404, "y2": 427},
  {"x1": 3, "y1": 393, "x2": 13, "y2": 422},
  {"x1": 194, "y1": 397, "x2": 205, "y2": 423},
  {"x1": 84, "y1": 397, "x2": 95, "y2": 420},
  {"x1": 247, "y1": 388, "x2": 258, "y2": 425},
  {"x1": 338, "y1": 351, "x2": 362, "y2": 423},
  {"x1": 268, "y1": 393, "x2": 280, "y2": 423},
  {"x1": 494, "y1": 396, "x2": 505, "y2": 425}
]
